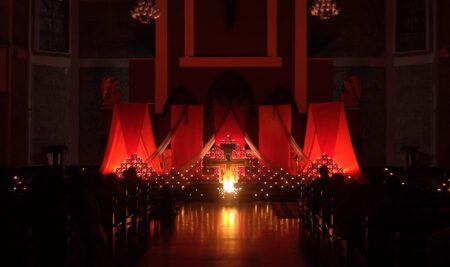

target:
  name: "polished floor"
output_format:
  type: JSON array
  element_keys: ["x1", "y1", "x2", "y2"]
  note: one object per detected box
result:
[{"x1": 137, "y1": 202, "x2": 308, "y2": 267}]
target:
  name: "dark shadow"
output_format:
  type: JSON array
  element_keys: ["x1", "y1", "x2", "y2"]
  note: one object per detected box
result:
[
  {"x1": 264, "y1": 86, "x2": 298, "y2": 113},
  {"x1": 163, "y1": 86, "x2": 198, "y2": 115},
  {"x1": 206, "y1": 70, "x2": 254, "y2": 116}
]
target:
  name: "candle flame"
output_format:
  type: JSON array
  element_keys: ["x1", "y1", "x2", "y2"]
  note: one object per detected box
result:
[
  {"x1": 220, "y1": 170, "x2": 238, "y2": 195},
  {"x1": 223, "y1": 180, "x2": 236, "y2": 193}
]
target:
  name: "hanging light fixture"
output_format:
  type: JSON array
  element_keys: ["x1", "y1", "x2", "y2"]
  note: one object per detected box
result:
[
  {"x1": 130, "y1": 0, "x2": 161, "y2": 24},
  {"x1": 310, "y1": 0, "x2": 340, "y2": 20}
]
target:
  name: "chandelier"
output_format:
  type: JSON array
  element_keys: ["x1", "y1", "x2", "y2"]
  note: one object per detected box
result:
[
  {"x1": 310, "y1": 0, "x2": 340, "y2": 20},
  {"x1": 130, "y1": 0, "x2": 161, "y2": 24}
]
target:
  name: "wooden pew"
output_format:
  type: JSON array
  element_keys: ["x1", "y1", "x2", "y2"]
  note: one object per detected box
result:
[
  {"x1": 134, "y1": 185, "x2": 146, "y2": 247},
  {"x1": 353, "y1": 215, "x2": 368, "y2": 267},
  {"x1": 111, "y1": 196, "x2": 122, "y2": 257},
  {"x1": 123, "y1": 190, "x2": 134, "y2": 251}
]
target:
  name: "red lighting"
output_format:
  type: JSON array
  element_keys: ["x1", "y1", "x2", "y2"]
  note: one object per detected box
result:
[
  {"x1": 302, "y1": 153, "x2": 344, "y2": 180},
  {"x1": 115, "y1": 153, "x2": 156, "y2": 179}
]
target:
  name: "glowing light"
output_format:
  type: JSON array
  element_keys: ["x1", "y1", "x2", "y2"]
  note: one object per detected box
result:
[
  {"x1": 221, "y1": 207, "x2": 237, "y2": 232},
  {"x1": 223, "y1": 180, "x2": 236, "y2": 193},
  {"x1": 115, "y1": 153, "x2": 155, "y2": 179},
  {"x1": 310, "y1": 0, "x2": 340, "y2": 20},
  {"x1": 130, "y1": 0, "x2": 160, "y2": 24},
  {"x1": 302, "y1": 153, "x2": 344, "y2": 180}
]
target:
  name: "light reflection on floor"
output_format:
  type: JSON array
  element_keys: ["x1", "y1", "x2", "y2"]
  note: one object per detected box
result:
[{"x1": 137, "y1": 202, "x2": 308, "y2": 267}]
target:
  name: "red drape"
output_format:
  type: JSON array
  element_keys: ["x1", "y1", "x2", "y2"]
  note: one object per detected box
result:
[
  {"x1": 303, "y1": 102, "x2": 362, "y2": 181},
  {"x1": 259, "y1": 105, "x2": 291, "y2": 170},
  {"x1": 213, "y1": 106, "x2": 246, "y2": 147},
  {"x1": 171, "y1": 105, "x2": 203, "y2": 168},
  {"x1": 100, "y1": 103, "x2": 161, "y2": 175}
]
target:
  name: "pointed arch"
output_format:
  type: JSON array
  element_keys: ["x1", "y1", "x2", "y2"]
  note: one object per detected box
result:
[{"x1": 207, "y1": 70, "x2": 254, "y2": 107}]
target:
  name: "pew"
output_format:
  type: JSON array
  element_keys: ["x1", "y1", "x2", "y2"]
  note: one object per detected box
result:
[
  {"x1": 124, "y1": 190, "x2": 135, "y2": 251},
  {"x1": 111, "y1": 196, "x2": 122, "y2": 257}
]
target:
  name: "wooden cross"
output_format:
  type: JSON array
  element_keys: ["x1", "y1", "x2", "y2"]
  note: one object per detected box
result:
[{"x1": 206, "y1": 143, "x2": 249, "y2": 182}]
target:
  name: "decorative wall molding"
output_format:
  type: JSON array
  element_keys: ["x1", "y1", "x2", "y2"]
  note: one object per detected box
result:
[
  {"x1": 180, "y1": 0, "x2": 281, "y2": 68},
  {"x1": 30, "y1": 55, "x2": 71, "y2": 67},
  {"x1": 295, "y1": 0, "x2": 307, "y2": 113},
  {"x1": 79, "y1": 58, "x2": 129, "y2": 68},
  {"x1": 333, "y1": 57, "x2": 388, "y2": 67},
  {"x1": 155, "y1": 0, "x2": 168, "y2": 113},
  {"x1": 393, "y1": 54, "x2": 435, "y2": 66},
  {"x1": 179, "y1": 57, "x2": 282, "y2": 67},
  {"x1": 332, "y1": 55, "x2": 435, "y2": 67},
  {"x1": 30, "y1": 56, "x2": 131, "y2": 68}
]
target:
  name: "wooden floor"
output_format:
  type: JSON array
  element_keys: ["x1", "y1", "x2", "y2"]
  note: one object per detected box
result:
[{"x1": 137, "y1": 202, "x2": 309, "y2": 267}]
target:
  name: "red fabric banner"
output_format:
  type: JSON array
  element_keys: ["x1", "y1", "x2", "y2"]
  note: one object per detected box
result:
[
  {"x1": 303, "y1": 102, "x2": 362, "y2": 181},
  {"x1": 117, "y1": 104, "x2": 146, "y2": 154},
  {"x1": 100, "y1": 103, "x2": 161, "y2": 175},
  {"x1": 312, "y1": 103, "x2": 341, "y2": 157},
  {"x1": 213, "y1": 106, "x2": 246, "y2": 147},
  {"x1": 259, "y1": 105, "x2": 291, "y2": 170},
  {"x1": 171, "y1": 105, "x2": 204, "y2": 168}
]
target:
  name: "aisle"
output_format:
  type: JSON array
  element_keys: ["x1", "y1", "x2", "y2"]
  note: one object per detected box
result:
[{"x1": 137, "y1": 202, "x2": 308, "y2": 267}]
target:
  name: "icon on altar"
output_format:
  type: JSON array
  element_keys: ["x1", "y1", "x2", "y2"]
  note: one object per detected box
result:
[{"x1": 205, "y1": 139, "x2": 249, "y2": 198}]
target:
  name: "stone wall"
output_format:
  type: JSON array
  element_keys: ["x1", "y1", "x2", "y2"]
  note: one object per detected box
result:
[
  {"x1": 437, "y1": 0, "x2": 450, "y2": 167},
  {"x1": 393, "y1": 64, "x2": 434, "y2": 167},
  {"x1": 437, "y1": 61, "x2": 450, "y2": 167},
  {"x1": 333, "y1": 66, "x2": 386, "y2": 166},
  {"x1": 30, "y1": 65, "x2": 70, "y2": 164},
  {"x1": 78, "y1": 67, "x2": 129, "y2": 165}
]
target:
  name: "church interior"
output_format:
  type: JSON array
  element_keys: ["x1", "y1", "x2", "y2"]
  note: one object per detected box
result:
[{"x1": 1, "y1": 0, "x2": 450, "y2": 266}]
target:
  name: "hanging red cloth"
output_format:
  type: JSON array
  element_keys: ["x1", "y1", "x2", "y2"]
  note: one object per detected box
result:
[
  {"x1": 303, "y1": 102, "x2": 363, "y2": 181},
  {"x1": 100, "y1": 103, "x2": 161, "y2": 175},
  {"x1": 259, "y1": 105, "x2": 291, "y2": 170},
  {"x1": 171, "y1": 105, "x2": 204, "y2": 168},
  {"x1": 213, "y1": 106, "x2": 246, "y2": 147}
]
